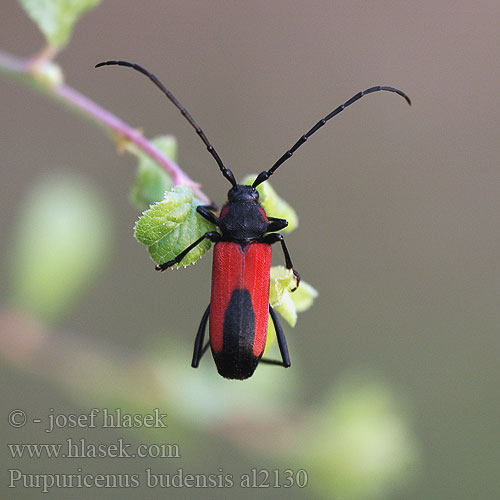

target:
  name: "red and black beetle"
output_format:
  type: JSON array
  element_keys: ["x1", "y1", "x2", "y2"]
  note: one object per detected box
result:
[{"x1": 96, "y1": 60, "x2": 411, "y2": 380}]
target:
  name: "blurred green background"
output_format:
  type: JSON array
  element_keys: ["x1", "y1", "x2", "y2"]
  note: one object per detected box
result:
[{"x1": 1, "y1": 1, "x2": 499, "y2": 499}]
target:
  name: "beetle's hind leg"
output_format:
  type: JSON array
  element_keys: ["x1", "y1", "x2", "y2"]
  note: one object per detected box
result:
[
  {"x1": 259, "y1": 305, "x2": 291, "y2": 368},
  {"x1": 192, "y1": 305, "x2": 210, "y2": 368}
]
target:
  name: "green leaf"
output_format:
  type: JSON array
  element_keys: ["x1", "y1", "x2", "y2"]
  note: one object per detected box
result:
[
  {"x1": 19, "y1": 0, "x2": 101, "y2": 49},
  {"x1": 269, "y1": 266, "x2": 318, "y2": 327},
  {"x1": 269, "y1": 266, "x2": 298, "y2": 325},
  {"x1": 129, "y1": 135, "x2": 176, "y2": 211},
  {"x1": 242, "y1": 174, "x2": 298, "y2": 232},
  {"x1": 264, "y1": 268, "x2": 318, "y2": 353},
  {"x1": 134, "y1": 186, "x2": 216, "y2": 267},
  {"x1": 8, "y1": 172, "x2": 110, "y2": 322},
  {"x1": 291, "y1": 280, "x2": 319, "y2": 313},
  {"x1": 264, "y1": 313, "x2": 277, "y2": 353}
]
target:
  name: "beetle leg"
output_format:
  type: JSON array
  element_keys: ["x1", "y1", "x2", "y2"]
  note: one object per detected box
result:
[
  {"x1": 266, "y1": 217, "x2": 288, "y2": 232},
  {"x1": 192, "y1": 305, "x2": 210, "y2": 367},
  {"x1": 201, "y1": 341, "x2": 210, "y2": 356},
  {"x1": 197, "y1": 204, "x2": 220, "y2": 225},
  {"x1": 155, "y1": 231, "x2": 221, "y2": 271},
  {"x1": 203, "y1": 201, "x2": 219, "y2": 212},
  {"x1": 259, "y1": 306, "x2": 291, "y2": 368},
  {"x1": 262, "y1": 233, "x2": 300, "y2": 291}
]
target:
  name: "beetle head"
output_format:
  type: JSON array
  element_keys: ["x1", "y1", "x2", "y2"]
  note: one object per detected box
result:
[{"x1": 227, "y1": 184, "x2": 259, "y2": 203}]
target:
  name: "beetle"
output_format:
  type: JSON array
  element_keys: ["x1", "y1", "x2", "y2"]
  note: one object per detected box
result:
[{"x1": 96, "y1": 60, "x2": 411, "y2": 379}]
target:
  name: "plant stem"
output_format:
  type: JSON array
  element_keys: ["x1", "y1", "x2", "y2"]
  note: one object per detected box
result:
[{"x1": 0, "y1": 49, "x2": 210, "y2": 203}]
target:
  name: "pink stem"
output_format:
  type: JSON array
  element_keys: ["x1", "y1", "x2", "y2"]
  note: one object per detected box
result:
[{"x1": 0, "y1": 49, "x2": 210, "y2": 203}]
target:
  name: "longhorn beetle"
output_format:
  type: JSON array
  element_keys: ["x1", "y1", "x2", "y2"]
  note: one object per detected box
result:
[{"x1": 96, "y1": 60, "x2": 411, "y2": 380}]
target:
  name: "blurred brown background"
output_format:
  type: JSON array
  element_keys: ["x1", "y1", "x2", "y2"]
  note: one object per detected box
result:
[{"x1": 1, "y1": 1, "x2": 499, "y2": 499}]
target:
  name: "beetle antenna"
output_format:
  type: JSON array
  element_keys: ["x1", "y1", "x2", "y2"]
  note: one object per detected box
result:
[
  {"x1": 252, "y1": 86, "x2": 411, "y2": 187},
  {"x1": 95, "y1": 60, "x2": 237, "y2": 187}
]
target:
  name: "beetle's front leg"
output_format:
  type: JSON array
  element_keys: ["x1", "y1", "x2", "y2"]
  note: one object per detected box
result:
[
  {"x1": 197, "y1": 204, "x2": 220, "y2": 226},
  {"x1": 155, "y1": 231, "x2": 221, "y2": 271},
  {"x1": 267, "y1": 216, "x2": 288, "y2": 232},
  {"x1": 262, "y1": 232, "x2": 300, "y2": 291}
]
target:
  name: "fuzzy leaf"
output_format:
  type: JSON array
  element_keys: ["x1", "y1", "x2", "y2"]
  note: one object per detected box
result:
[
  {"x1": 264, "y1": 313, "x2": 277, "y2": 353},
  {"x1": 269, "y1": 266, "x2": 318, "y2": 327},
  {"x1": 129, "y1": 135, "x2": 176, "y2": 211},
  {"x1": 134, "y1": 186, "x2": 215, "y2": 267},
  {"x1": 291, "y1": 280, "x2": 319, "y2": 313},
  {"x1": 19, "y1": 0, "x2": 101, "y2": 49},
  {"x1": 264, "y1": 268, "x2": 318, "y2": 353},
  {"x1": 242, "y1": 174, "x2": 298, "y2": 232}
]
